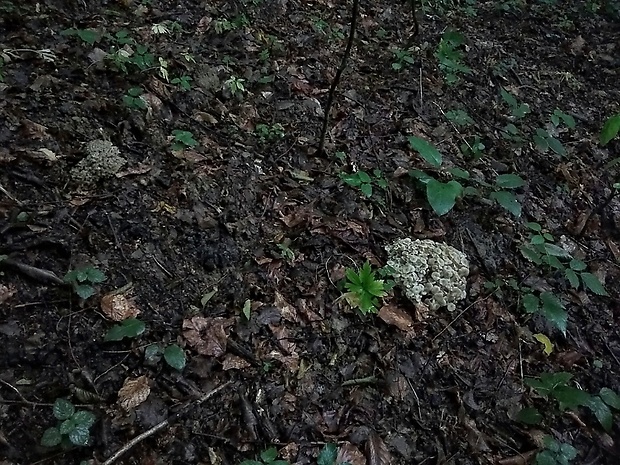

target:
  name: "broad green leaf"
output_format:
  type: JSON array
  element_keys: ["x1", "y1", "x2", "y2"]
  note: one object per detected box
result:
[
  {"x1": 409, "y1": 169, "x2": 434, "y2": 184},
  {"x1": 68, "y1": 424, "x2": 90, "y2": 446},
  {"x1": 448, "y1": 167, "x2": 470, "y2": 179},
  {"x1": 580, "y1": 272, "x2": 608, "y2": 296},
  {"x1": 318, "y1": 443, "x2": 338, "y2": 465},
  {"x1": 239, "y1": 462, "x2": 262, "y2": 465},
  {"x1": 525, "y1": 378, "x2": 552, "y2": 397},
  {"x1": 533, "y1": 134, "x2": 548, "y2": 151},
  {"x1": 60, "y1": 418, "x2": 77, "y2": 435},
  {"x1": 41, "y1": 427, "x2": 62, "y2": 447},
  {"x1": 554, "y1": 386, "x2": 591, "y2": 410},
  {"x1": 533, "y1": 333, "x2": 554, "y2": 355},
  {"x1": 558, "y1": 443, "x2": 578, "y2": 460},
  {"x1": 542, "y1": 243, "x2": 571, "y2": 258},
  {"x1": 569, "y1": 259, "x2": 586, "y2": 271},
  {"x1": 77, "y1": 29, "x2": 99, "y2": 45},
  {"x1": 74, "y1": 284, "x2": 95, "y2": 300},
  {"x1": 360, "y1": 183, "x2": 373, "y2": 197},
  {"x1": 53, "y1": 398, "x2": 75, "y2": 420},
  {"x1": 564, "y1": 268, "x2": 580, "y2": 289},
  {"x1": 490, "y1": 190, "x2": 521, "y2": 216},
  {"x1": 547, "y1": 136, "x2": 566, "y2": 156},
  {"x1": 587, "y1": 396, "x2": 613, "y2": 432},
  {"x1": 536, "y1": 450, "x2": 556, "y2": 465},
  {"x1": 543, "y1": 255, "x2": 564, "y2": 270},
  {"x1": 73, "y1": 410, "x2": 96, "y2": 428},
  {"x1": 600, "y1": 388, "x2": 620, "y2": 409},
  {"x1": 357, "y1": 171, "x2": 371, "y2": 183},
  {"x1": 526, "y1": 222, "x2": 542, "y2": 232},
  {"x1": 408, "y1": 136, "x2": 442, "y2": 168},
  {"x1": 530, "y1": 235, "x2": 546, "y2": 245},
  {"x1": 540, "y1": 371, "x2": 572, "y2": 387},
  {"x1": 539, "y1": 292, "x2": 567, "y2": 335},
  {"x1": 600, "y1": 113, "x2": 620, "y2": 145},
  {"x1": 522, "y1": 293, "x2": 539, "y2": 313},
  {"x1": 164, "y1": 344, "x2": 186, "y2": 371},
  {"x1": 495, "y1": 173, "x2": 526, "y2": 189},
  {"x1": 520, "y1": 246, "x2": 542, "y2": 264},
  {"x1": 426, "y1": 180, "x2": 462, "y2": 215},
  {"x1": 516, "y1": 407, "x2": 542, "y2": 425},
  {"x1": 260, "y1": 447, "x2": 278, "y2": 463},
  {"x1": 86, "y1": 268, "x2": 106, "y2": 283},
  {"x1": 104, "y1": 318, "x2": 146, "y2": 341}
]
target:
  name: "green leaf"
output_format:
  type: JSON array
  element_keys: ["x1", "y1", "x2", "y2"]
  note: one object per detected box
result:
[
  {"x1": 104, "y1": 318, "x2": 146, "y2": 341},
  {"x1": 587, "y1": 396, "x2": 613, "y2": 431},
  {"x1": 599, "y1": 387, "x2": 620, "y2": 409},
  {"x1": 318, "y1": 443, "x2": 338, "y2": 465},
  {"x1": 74, "y1": 284, "x2": 95, "y2": 300},
  {"x1": 68, "y1": 424, "x2": 90, "y2": 446},
  {"x1": 242, "y1": 299, "x2": 251, "y2": 320},
  {"x1": 260, "y1": 447, "x2": 278, "y2": 463},
  {"x1": 516, "y1": 407, "x2": 542, "y2": 425},
  {"x1": 85, "y1": 268, "x2": 106, "y2": 283},
  {"x1": 526, "y1": 222, "x2": 542, "y2": 232},
  {"x1": 500, "y1": 87, "x2": 517, "y2": 108},
  {"x1": 345, "y1": 268, "x2": 362, "y2": 287},
  {"x1": 41, "y1": 427, "x2": 62, "y2": 447},
  {"x1": 59, "y1": 418, "x2": 76, "y2": 435},
  {"x1": 77, "y1": 29, "x2": 99, "y2": 45},
  {"x1": 73, "y1": 410, "x2": 96, "y2": 428},
  {"x1": 409, "y1": 169, "x2": 434, "y2": 184},
  {"x1": 357, "y1": 171, "x2": 371, "y2": 183},
  {"x1": 580, "y1": 272, "x2": 608, "y2": 296},
  {"x1": 495, "y1": 174, "x2": 526, "y2": 189},
  {"x1": 533, "y1": 134, "x2": 549, "y2": 151},
  {"x1": 360, "y1": 183, "x2": 373, "y2": 197},
  {"x1": 53, "y1": 398, "x2": 75, "y2": 420},
  {"x1": 539, "y1": 292, "x2": 567, "y2": 335},
  {"x1": 600, "y1": 113, "x2": 620, "y2": 145},
  {"x1": 239, "y1": 461, "x2": 263, "y2": 465},
  {"x1": 554, "y1": 386, "x2": 591, "y2": 410},
  {"x1": 164, "y1": 344, "x2": 186, "y2": 370},
  {"x1": 520, "y1": 246, "x2": 542, "y2": 264},
  {"x1": 426, "y1": 179, "x2": 462, "y2": 216},
  {"x1": 408, "y1": 136, "x2": 442, "y2": 168},
  {"x1": 448, "y1": 167, "x2": 470, "y2": 179},
  {"x1": 564, "y1": 268, "x2": 580, "y2": 289},
  {"x1": 547, "y1": 136, "x2": 566, "y2": 157},
  {"x1": 542, "y1": 243, "x2": 571, "y2": 258},
  {"x1": 536, "y1": 450, "x2": 556, "y2": 465},
  {"x1": 569, "y1": 259, "x2": 586, "y2": 271},
  {"x1": 490, "y1": 190, "x2": 521, "y2": 216},
  {"x1": 522, "y1": 293, "x2": 540, "y2": 314}
]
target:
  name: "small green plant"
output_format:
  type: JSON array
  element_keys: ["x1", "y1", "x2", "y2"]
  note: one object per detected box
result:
[
  {"x1": 63, "y1": 266, "x2": 106, "y2": 299},
  {"x1": 255, "y1": 123, "x2": 285, "y2": 142},
  {"x1": 276, "y1": 238, "x2": 295, "y2": 262},
  {"x1": 225, "y1": 76, "x2": 246, "y2": 96},
  {"x1": 105, "y1": 318, "x2": 146, "y2": 341},
  {"x1": 144, "y1": 343, "x2": 186, "y2": 370},
  {"x1": 445, "y1": 109, "x2": 474, "y2": 127},
  {"x1": 460, "y1": 135, "x2": 486, "y2": 160},
  {"x1": 214, "y1": 14, "x2": 249, "y2": 34},
  {"x1": 41, "y1": 398, "x2": 96, "y2": 447},
  {"x1": 239, "y1": 446, "x2": 289, "y2": 465},
  {"x1": 522, "y1": 290, "x2": 567, "y2": 334},
  {"x1": 60, "y1": 28, "x2": 100, "y2": 45},
  {"x1": 391, "y1": 48, "x2": 414, "y2": 71},
  {"x1": 340, "y1": 169, "x2": 388, "y2": 198},
  {"x1": 106, "y1": 29, "x2": 135, "y2": 45},
  {"x1": 536, "y1": 436, "x2": 577, "y2": 465},
  {"x1": 171, "y1": 75, "x2": 193, "y2": 91},
  {"x1": 600, "y1": 112, "x2": 620, "y2": 145},
  {"x1": 317, "y1": 443, "x2": 351, "y2": 465},
  {"x1": 550, "y1": 109, "x2": 576, "y2": 129},
  {"x1": 435, "y1": 30, "x2": 471, "y2": 84},
  {"x1": 533, "y1": 128, "x2": 566, "y2": 157},
  {"x1": 343, "y1": 261, "x2": 387, "y2": 314},
  {"x1": 500, "y1": 87, "x2": 530, "y2": 119},
  {"x1": 122, "y1": 87, "x2": 146, "y2": 109},
  {"x1": 171, "y1": 130, "x2": 198, "y2": 150}
]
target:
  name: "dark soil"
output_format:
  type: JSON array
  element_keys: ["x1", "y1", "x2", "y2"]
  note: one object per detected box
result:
[{"x1": 1, "y1": 1, "x2": 620, "y2": 464}]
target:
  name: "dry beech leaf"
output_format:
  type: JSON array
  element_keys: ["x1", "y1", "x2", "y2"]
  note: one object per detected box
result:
[
  {"x1": 378, "y1": 304, "x2": 415, "y2": 335},
  {"x1": 101, "y1": 293, "x2": 140, "y2": 321},
  {"x1": 182, "y1": 316, "x2": 232, "y2": 358},
  {"x1": 366, "y1": 431, "x2": 391, "y2": 465},
  {"x1": 221, "y1": 354, "x2": 252, "y2": 371},
  {"x1": 118, "y1": 375, "x2": 150, "y2": 411},
  {"x1": 274, "y1": 291, "x2": 298, "y2": 322}
]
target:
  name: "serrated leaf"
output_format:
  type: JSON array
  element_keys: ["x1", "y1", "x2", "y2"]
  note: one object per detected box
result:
[
  {"x1": 53, "y1": 398, "x2": 75, "y2": 420},
  {"x1": 516, "y1": 407, "x2": 542, "y2": 425},
  {"x1": 587, "y1": 396, "x2": 613, "y2": 431},
  {"x1": 318, "y1": 443, "x2": 338, "y2": 465},
  {"x1": 580, "y1": 272, "x2": 608, "y2": 296},
  {"x1": 426, "y1": 179, "x2": 462, "y2": 216},
  {"x1": 68, "y1": 424, "x2": 90, "y2": 446},
  {"x1": 564, "y1": 268, "x2": 580, "y2": 289},
  {"x1": 600, "y1": 113, "x2": 620, "y2": 145},
  {"x1": 163, "y1": 344, "x2": 186, "y2": 370},
  {"x1": 86, "y1": 268, "x2": 106, "y2": 283},
  {"x1": 490, "y1": 190, "x2": 521, "y2": 216},
  {"x1": 59, "y1": 418, "x2": 76, "y2": 435},
  {"x1": 523, "y1": 293, "x2": 540, "y2": 313},
  {"x1": 542, "y1": 243, "x2": 571, "y2": 258},
  {"x1": 73, "y1": 410, "x2": 96, "y2": 428},
  {"x1": 408, "y1": 136, "x2": 442, "y2": 168},
  {"x1": 41, "y1": 427, "x2": 62, "y2": 447},
  {"x1": 599, "y1": 388, "x2": 620, "y2": 409},
  {"x1": 495, "y1": 173, "x2": 526, "y2": 189},
  {"x1": 536, "y1": 450, "x2": 556, "y2": 465},
  {"x1": 104, "y1": 318, "x2": 146, "y2": 341},
  {"x1": 539, "y1": 292, "x2": 567, "y2": 335},
  {"x1": 533, "y1": 333, "x2": 554, "y2": 355}
]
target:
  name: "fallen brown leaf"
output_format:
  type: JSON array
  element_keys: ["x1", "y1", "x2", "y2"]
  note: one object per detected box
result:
[
  {"x1": 183, "y1": 316, "x2": 232, "y2": 358},
  {"x1": 118, "y1": 375, "x2": 150, "y2": 411},
  {"x1": 101, "y1": 293, "x2": 140, "y2": 321}
]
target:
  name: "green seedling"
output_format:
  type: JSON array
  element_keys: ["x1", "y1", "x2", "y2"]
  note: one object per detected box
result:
[
  {"x1": 343, "y1": 261, "x2": 387, "y2": 315},
  {"x1": 435, "y1": 30, "x2": 471, "y2": 84},
  {"x1": 151, "y1": 21, "x2": 182, "y2": 35},
  {"x1": 533, "y1": 128, "x2": 566, "y2": 157},
  {"x1": 239, "y1": 446, "x2": 289, "y2": 465},
  {"x1": 122, "y1": 87, "x2": 146, "y2": 109},
  {"x1": 131, "y1": 44, "x2": 155, "y2": 70},
  {"x1": 522, "y1": 290, "x2": 567, "y2": 335},
  {"x1": 445, "y1": 109, "x2": 474, "y2": 127},
  {"x1": 391, "y1": 48, "x2": 415, "y2": 71},
  {"x1": 64, "y1": 266, "x2": 106, "y2": 300},
  {"x1": 171, "y1": 130, "x2": 198, "y2": 150},
  {"x1": 500, "y1": 87, "x2": 530, "y2": 119},
  {"x1": 460, "y1": 136, "x2": 485, "y2": 160},
  {"x1": 214, "y1": 14, "x2": 249, "y2": 34},
  {"x1": 600, "y1": 112, "x2": 620, "y2": 145},
  {"x1": 311, "y1": 16, "x2": 329, "y2": 34},
  {"x1": 60, "y1": 28, "x2": 100, "y2": 45},
  {"x1": 536, "y1": 436, "x2": 577, "y2": 465},
  {"x1": 551, "y1": 109, "x2": 576, "y2": 129},
  {"x1": 105, "y1": 318, "x2": 146, "y2": 341},
  {"x1": 255, "y1": 123, "x2": 285, "y2": 142},
  {"x1": 276, "y1": 238, "x2": 295, "y2": 262},
  {"x1": 340, "y1": 169, "x2": 387, "y2": 198},
  {"x1": 171, "y1": 75, "x2": 193, "y2": 91},
  {"x1": 41, "y1": 398, "x2": 96, "y2": 448},
  {"x1": 225, "y1": 76, "x2": 246, "y2": 96},
  {"x1": 106, "y1": 30, "x2": 135, "y2": 45},
  {"x1": 317, "y1": 443, "x2": 351, "y2": 465},
  {"x1": 144, "y1": 343, "x2": 186, "y2": 370}
]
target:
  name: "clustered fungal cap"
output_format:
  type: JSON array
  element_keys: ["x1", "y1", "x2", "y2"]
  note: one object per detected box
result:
[
  {"x1": 71, "y1": 140, "x2": 126, "y2": 184},
  {"x1": 385, "y1": 238, "x2": 469, "y2": 311}
]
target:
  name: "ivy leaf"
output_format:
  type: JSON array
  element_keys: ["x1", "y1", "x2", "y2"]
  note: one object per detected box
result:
[
  {"x1": 104, "y1": 318, "x2": 146, "y2": 341},
  {"x1": 516, "y1": 407, "x2": 542, "y2": 425},
  {"x1": 489, "y1": 190, "x2": 521, "y2": 217},
  {"x1": 580, "y1": 272, "x2": 608, "y2": 296},
  {"x1": 163, "y1": 344, "x2": 186, "y2": 371},
  {"x1": 600, "y1": 113, "x2": 620, "y2": 145},
  {"x1": 53, "y1": 398, "x2": 75, "y2": 420},
  {"x1": 426, "y1": 179, "x2": 462, "y2": 215},
  {"x1": 587, "y1": 396, "x2": 613, "y2": 432},
  {"x1": 495, "y1": 173, "x2": 526, "y2": 189},
  {"x1": 539, "y1": 292, "x2": 567, "y2": 335},
  {"x1": 408, "y1": 136, "x2": 442, "y2": 168}
]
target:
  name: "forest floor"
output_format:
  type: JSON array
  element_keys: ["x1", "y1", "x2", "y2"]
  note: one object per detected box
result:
[{"x1": 1, "y1": 1, "x2": 620, "y2": 464}]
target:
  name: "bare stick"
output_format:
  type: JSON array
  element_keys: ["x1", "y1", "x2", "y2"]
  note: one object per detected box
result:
[
  {"x1": 317, "y1": 0, "x2": 360, "y2": 155},
  {"x1": 102, "y1": 382, "x2": 230, "y2": 465}
]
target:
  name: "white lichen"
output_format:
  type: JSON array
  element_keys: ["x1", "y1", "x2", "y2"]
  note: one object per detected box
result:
[
  {"x1": 385, "y1": 238, "x2": 469, "y2": 311},
  {"x1": 71, "y1": 140, "x2": 126, "y2": 185}
]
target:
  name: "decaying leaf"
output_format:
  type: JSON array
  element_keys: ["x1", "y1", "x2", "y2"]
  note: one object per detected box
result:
[
  {"x1": 118, "y1": 375, "x2": 150, "y2": 411},
  {"x1": 101, "y1": 293, "x2": 141, "y2": 321},
  {"x1": 378, "y1": 304, "x2": 415, "y2": 336},
  {"x1": 221, "y1": 354, "x2": 252, "y2": 370},
  {"x1": 274, "y1": 291, "x2": 298, "y2": 322},
  {"x1": 366, "y1": 431, "x2": 391, "y2": 465},
  {"x1": 337, "y1": 441, "x2": 366, "y2": 465},
  {"x1": 182, "y1": 316, "x2": 232, "y2": 357}
]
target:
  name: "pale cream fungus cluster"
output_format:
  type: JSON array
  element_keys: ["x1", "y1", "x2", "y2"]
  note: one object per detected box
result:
[{"x1": 386, "y1": 238, "x2": 469, "y2": 311}]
